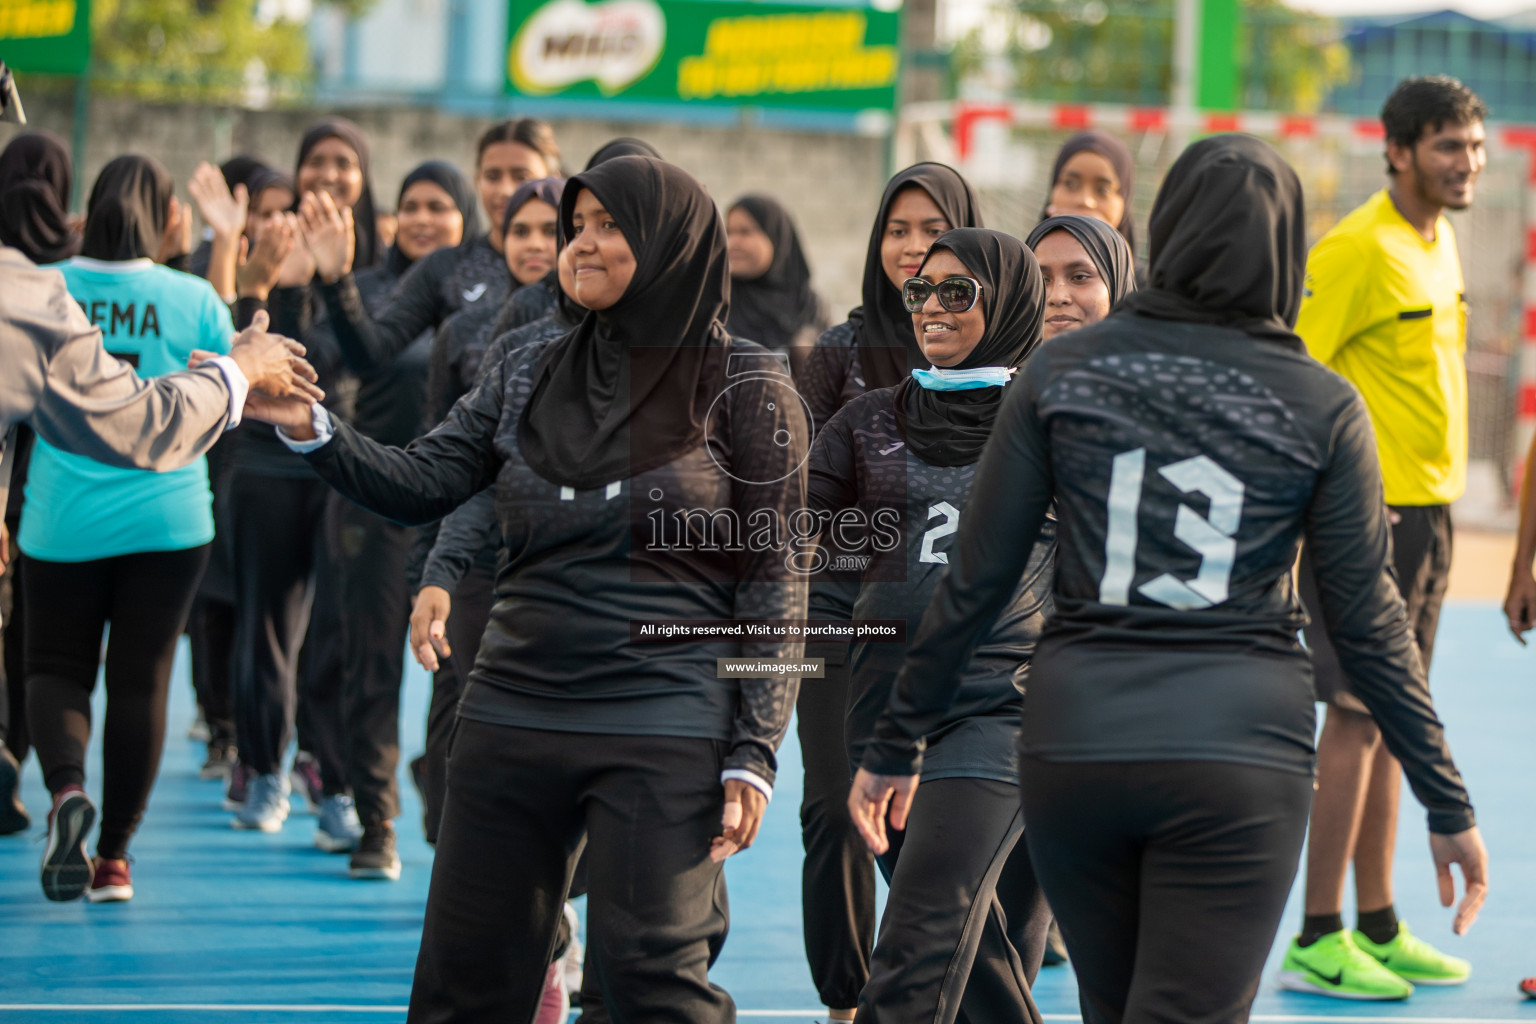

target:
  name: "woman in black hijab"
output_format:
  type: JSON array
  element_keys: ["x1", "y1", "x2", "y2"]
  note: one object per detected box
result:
[
  {"x1": 725, "y1": 194, "x2": 827, "y2": 364},
  {"x1": 583, "y1": 136, "x2": 661, "y2": 169},
  {"x1": 791, "y1": 160, "x2": 983, "y2": 1020},
  {"x1": 1040, "y1": 130, "x2": 1136, "y2": 253},
  {"x1": 312, "y1": 120, "x2": 561, "y2": 384},
  {"x1": 853, "y1": 135, "x2": 1487, "y2": 1024},
  {"x1": 293, "y1": 159, "x2": 482, "y2": 871},
  {"x1": 0, "y1": 130, "x2": 81, "y2": 825},
  {"x1": 0, "y1": 130, "x2": 80, "y2": 265},
  {"x1": 250, "y1": 155, "x2": 808, "y2": 1023},
  {"x1": 218, "y1": 117, "x2": 383, "y2": 838},
  {"x1": 1026, "y1": 213, "x2": 1136, "y2": 342},
  {"x1": 487, "y1": 176, "x2": 566, "y2": 337},
  {"x1": 813, "y1": 228, "x2": 1052, "y2": 1023}
]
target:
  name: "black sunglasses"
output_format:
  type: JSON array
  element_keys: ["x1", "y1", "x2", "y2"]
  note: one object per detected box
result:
[{"x1": 902, "y1": 276, "x2": 983, "y2": 314}]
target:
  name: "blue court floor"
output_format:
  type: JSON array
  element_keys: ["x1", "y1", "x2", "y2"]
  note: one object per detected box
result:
[{"x1": 2, "y1": 601, "x2": 1534, "y2": 1023}]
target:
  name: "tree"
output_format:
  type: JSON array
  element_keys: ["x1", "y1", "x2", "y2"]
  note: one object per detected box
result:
[
  {"x1": 952, "y1": 0, "x2": 1349, "y2": 113},
  {"x1": 86, "y1": 0, "x2": 310, "y2": 102}
]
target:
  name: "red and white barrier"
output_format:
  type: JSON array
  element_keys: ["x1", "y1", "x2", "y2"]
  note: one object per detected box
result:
[
  {"x1": 1502, "y1": 127, "x2": 1536, "y2": 495},
  {"x1": 897, "y1": 100, "x2": 1536, "y2": 494}
]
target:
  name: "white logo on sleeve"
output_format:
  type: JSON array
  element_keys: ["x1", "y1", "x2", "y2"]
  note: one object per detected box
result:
[{"x1": 461, "y1": 283, "x2": 488, "y2": 304}]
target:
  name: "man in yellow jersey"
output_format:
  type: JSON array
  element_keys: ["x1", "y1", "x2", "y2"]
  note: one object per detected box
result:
[{"x1": 1279, "y1": 75, "x2": 1487, "y2": 1001}]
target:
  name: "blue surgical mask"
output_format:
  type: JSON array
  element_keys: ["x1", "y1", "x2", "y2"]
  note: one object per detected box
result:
[{"x1": 910, "y1": 365, "x2": 1016, "y2": 391}]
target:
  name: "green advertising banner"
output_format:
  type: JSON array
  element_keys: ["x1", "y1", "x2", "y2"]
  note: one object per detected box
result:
[
  {"x1": 0, "y1": 0, "x2": 90, "y2": 75},
  {"x1": 505, "y1": 0, "x2": 899, "y2": 112}
]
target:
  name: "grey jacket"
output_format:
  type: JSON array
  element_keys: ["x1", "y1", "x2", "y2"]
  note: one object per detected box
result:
[{"x1": 0, "y1": 245, "x2": 233, "y2": 514}]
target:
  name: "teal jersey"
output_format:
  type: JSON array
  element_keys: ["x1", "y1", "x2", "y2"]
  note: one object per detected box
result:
[{"x1": 20, "y1": 257, "x2": 234, "y2": 562}]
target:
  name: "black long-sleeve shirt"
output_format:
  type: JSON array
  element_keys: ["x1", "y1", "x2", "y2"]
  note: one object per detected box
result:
[
  {"x1": 799, "y1": 319, "x2": 869, "y2": 625},
  {"x1": 882, "y1": 311, "x2": 1475, "y2": 834},
  {"x1": 810, "y1": 388, "x2": 1054, "y2": 784},
  {"x1": 302, "y1": 336, "x2": 809, "y2": 785},
  {"x1": 318, "y1": 235, "x2": 510, "y2": 379}
]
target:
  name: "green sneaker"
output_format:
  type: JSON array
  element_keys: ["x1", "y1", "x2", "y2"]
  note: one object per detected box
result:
[
  {"x1": 1353, "y1": 922, "x2": 1470, "y2": 986},
  {"x1": 1278, "y1": 931, "x2": 1415, "y2": 1000}
]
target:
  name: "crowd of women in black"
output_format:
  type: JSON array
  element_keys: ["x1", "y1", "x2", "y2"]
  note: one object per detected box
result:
[{"x1": 0, "y1": 108, "x2": 1490, "y2": 1024}]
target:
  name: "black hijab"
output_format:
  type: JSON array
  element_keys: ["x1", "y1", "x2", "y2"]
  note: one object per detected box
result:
[
  {"x1": 1119, "y1": 134, "x2": 1305, "y2": 343},
  {"x1": 0, "y1": 131, "x2": 80, "y2": 264},
  {"x1": 503, "y1": 176, "x2": 569, "y2": 316},
  {"x1": 81, "y1": 154, "x2": 175, "y2": 262},
  {"x1": 403, "y1": 158, "x2": 481, "y2": 251},
  {"x1": 519, "y1": 156, "x2": 731, "y2": 489},
  {"x1": 1025, "y1": 214, "x2": 1138, "y2": 305},
  {"x1": 584, "y1": 137, "x2": 662, "y2": 169},
  {"x1": 724, "y1": 195, "x2": 820, "y2": 352},
  {"x1": 245, "y1": 165, "x2": 294, "y2": 208},
  {"x1": 892, "y1": 228, "x2": 1045, "y2": 467},
  {"x1": 219, "y1": 154, "x2": 266, "y2": 193},
  {"x1": 854, "y1": 163, "x2": 984, "y2": 392},
  {"x1": 1041, "y1": 131, "x2": 1137, "y2": 253},
  {"x1": 296, "y1": 118, "x2": 381, "y2": 270}
]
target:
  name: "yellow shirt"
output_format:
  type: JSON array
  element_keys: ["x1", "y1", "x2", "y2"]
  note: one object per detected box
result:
[{"x1": 1295, "y1": 189, "x2": 1467, "y2": 506}]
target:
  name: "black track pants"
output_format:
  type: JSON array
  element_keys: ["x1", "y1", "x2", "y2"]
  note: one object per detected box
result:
[
  {"x1": 229, "y1": 472, "x2": 326, "y2": 777},
  {"x1": 1021, "y1": 757, "x2": 1312, "y2": 1024},
  {"x1": 798, "y1": 641, "x2": 876, "y2": 1009},
  {"x1": 409, "y1": 719, "x2": 734, "y2": 1024},
  {"x1": 329, "y1": 493, "x2": 413, "y2": 826},
  {"x1": 858, "y1": 775, "x2": 1049, "y2": 1024}
]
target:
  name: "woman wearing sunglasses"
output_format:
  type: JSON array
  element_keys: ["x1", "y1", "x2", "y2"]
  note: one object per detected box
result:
[
  {"x1": 793, "y1": 163, "x2": 984, "y2": 1024},
  {"x1": 814, "y1": 228, "x2": 1052, "y2": 1023}
]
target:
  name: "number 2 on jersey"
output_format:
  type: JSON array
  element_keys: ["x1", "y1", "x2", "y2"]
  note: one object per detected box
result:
[
  {"x1": 1098, "y1": 448, "x2": 1245, "y2": 611},
  {"x1": 918, "y1": 502, "x2": 960, "y2": 564}
]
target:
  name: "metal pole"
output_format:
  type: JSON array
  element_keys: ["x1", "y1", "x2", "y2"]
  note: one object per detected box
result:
[
  {"x1": 1172, "y1": 0, "x2": 1197, "y2": 115},
  {"x1": 70, "y1": 69, "x2": 90, "y2": 214}
]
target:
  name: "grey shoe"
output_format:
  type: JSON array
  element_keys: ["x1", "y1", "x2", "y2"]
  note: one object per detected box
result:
[
  {"x1": 232, "y1": 773, "x2": 290, "y2": 832},
  {"x1": 349, "y1": 822, "x2": 400, "y2": 880},
  {"x1": 314, "y1": 794, "x2": 363, "y2": 853}
]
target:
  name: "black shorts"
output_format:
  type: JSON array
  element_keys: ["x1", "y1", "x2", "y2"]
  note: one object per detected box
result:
[{"x1": 1298, "y1": 504, "x2": 1451, "y2": 713}]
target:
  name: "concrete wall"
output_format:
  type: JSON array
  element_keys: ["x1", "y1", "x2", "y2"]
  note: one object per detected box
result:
[{"x1": 1, "y1": 96, "x2": 888, "y2": 312}]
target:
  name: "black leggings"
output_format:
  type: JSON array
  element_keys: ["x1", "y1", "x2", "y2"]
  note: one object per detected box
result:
[
  {"x1": 24, "y1": 545, "x2": 209, "y2": 860},
  {"x1": 797, "y1": 642, "x2": 876, "y2": 1008},
  {"x1": 1021, "y1": 758, "x2": 1312, "y2": 1024},
  {"x1": 859, "y1": 776, "x2": 1049, "y2": 1024},
  {"x1": 412, "y1": 719, "x2": 733, "y2": 1024}
]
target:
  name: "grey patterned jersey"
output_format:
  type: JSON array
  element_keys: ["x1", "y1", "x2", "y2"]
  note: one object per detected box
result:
[
  {"x1": 875, "y1": 312, "x2": 1473, "y2": 833},
  {"x1": 809, "y1": 387, "x2": 1054, "y2": 784},
  {"x1": 306, "y1": 336, "x2": 809, "y2": 785}
]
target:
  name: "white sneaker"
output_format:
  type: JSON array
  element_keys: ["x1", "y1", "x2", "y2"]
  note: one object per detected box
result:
[{"x1": 562, "y1": 901, "x2": 584, "y2": 995}]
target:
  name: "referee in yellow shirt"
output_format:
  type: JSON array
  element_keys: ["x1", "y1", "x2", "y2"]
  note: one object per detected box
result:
[{"x1": 1280, "y1": 76, "x2": 1487, "y2": 1001}]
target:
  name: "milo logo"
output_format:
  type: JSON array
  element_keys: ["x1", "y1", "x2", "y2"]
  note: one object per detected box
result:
[{"x1": 509, "y1": 0, "x2": 667, "y2": 95}]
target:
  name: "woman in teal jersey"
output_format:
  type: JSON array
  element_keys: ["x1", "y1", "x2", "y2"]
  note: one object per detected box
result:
[{"x1": 21, "y1": 154, "x2": 233, "y2": 905}]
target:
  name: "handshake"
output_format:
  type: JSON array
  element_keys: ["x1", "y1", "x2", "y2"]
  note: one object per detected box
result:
[{"x1": 189, "y1": 310, "x2": 326, "y2": 432}]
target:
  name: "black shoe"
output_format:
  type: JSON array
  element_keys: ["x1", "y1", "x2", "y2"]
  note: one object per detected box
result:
[
  {"x1": 1041, "y1": 920, "x2": 1069, "y2": 966},
  {"x1": 199, "y1": 740, "x2": 238, "y2": 781},
  {"x1": 0, "y1": 743, "x2": 29, "y2": 835},
  {"x1": 349, "y1": 822, "x2": 400, "y2": 881}
]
